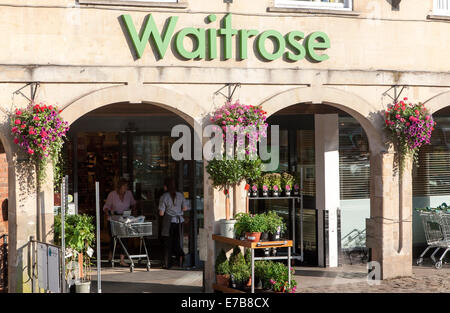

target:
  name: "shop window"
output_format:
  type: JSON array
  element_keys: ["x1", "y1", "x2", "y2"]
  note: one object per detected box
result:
[
  {"x1": 274, "y1": 0, "x2": 352, "y2": 11},
  {"x1": 339, "y1": 117, "x2": 370, "y2": 200},
  {"x1": 413, "y1": 116, "x2": 450, "y2": 197},
  {"x1": 433, "y1": 0, "x2": 450, "y2": 16}
]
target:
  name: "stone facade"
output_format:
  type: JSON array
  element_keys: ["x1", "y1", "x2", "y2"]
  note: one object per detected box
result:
[{"x1": 0, "y1": 0, "x2": 449, "y2": 292}]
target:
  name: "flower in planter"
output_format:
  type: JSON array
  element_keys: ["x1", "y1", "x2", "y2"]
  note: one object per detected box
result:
[
  {"x1": 210, "y1": 101, "x2": 268, "y2": 156},
  {"x1": 262, "y1": 185, "x2": 268, "y2": 192},
  {"x1": 10, "y1": 102, "x2": 70, "y2": 186},
  {"x1": 294, "y1": 184, "x2": 300, "y2": 191},
  {"x1": 273, "y1": 185, "x2": 279, "y2": 192},
  {"x1": 384, "y1": 98, "x2": 435, "y2": 170},
  {"x1": 285, "y1": 185, "x2": 291, "y2": 192},
  {"x1": 252, "y1": 184, "x2": 258, "y2": 192}
]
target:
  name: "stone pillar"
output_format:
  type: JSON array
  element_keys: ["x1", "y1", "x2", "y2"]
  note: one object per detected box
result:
[
  {"x1": 315, "y1": 114, "x2": 340, "y2": 268},
  {"x1": 366, "y1": 152, "x2": 413, "y2": 279},
  {"x1": 202, "y1": 159, "x2": 247, "y2": 292},
  {"x1": 8, "y1": 155, "x2": 54, "y2": 293}
]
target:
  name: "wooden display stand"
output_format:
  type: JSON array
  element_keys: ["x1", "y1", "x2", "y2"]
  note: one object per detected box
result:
[{"x1": 212, "y1": 235, "x2": 293, "y2": 293}]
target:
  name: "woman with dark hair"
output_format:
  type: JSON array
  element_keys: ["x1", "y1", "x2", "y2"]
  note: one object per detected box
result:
[
  {"x1": 103, "y1": 179, "x2": 136, "y2": 267},
  {"x1": 159, "y1": 177, "x2": 189, "y2": 269}
]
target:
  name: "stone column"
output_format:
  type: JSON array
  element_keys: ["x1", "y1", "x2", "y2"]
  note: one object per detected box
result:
[
  {"x1": 315, "y1": 114, "x2": 340, "y2": 268},
  {"x1": 8, "y1": 155, "x2": 54, "y2": 293},
  {"x1": 366, "y1": 152, "x2": 413, "y2": 279},
  {"x1": 202, "y1": 161, "x2": 247, "y2": 292}
]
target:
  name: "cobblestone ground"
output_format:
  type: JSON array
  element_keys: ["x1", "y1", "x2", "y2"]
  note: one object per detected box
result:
[{"x1": 296, "y1": 265, "x2": 450, "y2": 293}]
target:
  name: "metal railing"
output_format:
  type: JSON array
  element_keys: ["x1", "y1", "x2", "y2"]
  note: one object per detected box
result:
[
  {"x1": 29, "y1": 236, "x2": 64, "y2": 293},
  {"x1": 0, "y1": 234, "x2": 7, "y2": 292},
  {"x1": 434, "y1": 0, "x2": 450, "y2": 15}
]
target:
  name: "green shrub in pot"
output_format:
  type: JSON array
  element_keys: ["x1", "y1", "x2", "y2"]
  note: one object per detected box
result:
[
  {"x1": 235, "y1": 213, "x2": 268, "y2": 241},
  {"x1": 229, "y1": 246, "x2": 245, "y2": 265},
  {"x1": 265, "y1": 211, "x2": 286, "y2": 240},
  {"x1": 215, "y1": 249, "x2": 231, "y2": 287},
  {"x1": 54, "y1": 214, "x2": 95, "y2": 286},
  {"x1": 228, "y1": 248, "x2": 250, "y2": 290}
]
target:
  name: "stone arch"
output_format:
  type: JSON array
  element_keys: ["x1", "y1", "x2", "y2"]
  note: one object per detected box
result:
[
  {"x1": 61, "y1": 84, "x2": 204, "y2": 126},
  {"x1": 259, "y1": 86, "x2": 385, "y2": 155},
  {"x1": 424, "y1": 90, "x2": 450, "y2": 114}
]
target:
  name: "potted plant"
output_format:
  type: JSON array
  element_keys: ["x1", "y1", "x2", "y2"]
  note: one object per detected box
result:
[
  {"x1": 250, "y1": 182, "x2": 259, "y2": 197},
  {"x1": 229, "y1": 248, "x2": 250, "y2": 291},
  {"x1": 259, "y1": 175, "x2": 271, "y2": 197},
  {"x1": 54, "y1": 213, "x2": 95, "y2": 293},
  {"x1": 265, "y1": 211, "x2": 286, "y2": 241},
  {"x1": 208, "y1": 102, "x2": 267, "y2": 237},
  {"x1": 254, "y1": 261, "x2": 270, "y2": 290},
  {"x1": 282, "y1": 172, "x2": 294, "y2": 196},
  {"x1": 235, "y1": 213, "x2": 267, "y2": 242},
  {"x1": 268, "y1": 262, "x2": 297, "y2": 293},
  {"x1": 269, "y1": 173, "x2": 282, "y2": 197},
  {"x1": 243, "y1": 158, "x2": 262, "y2": 197},
  {"x1": 215, "y1": 249, "x2": 230, "y2": 288},
  {"x1": 229, "y1": 249, "x2": 250, "y2": 291},
  {"x1": 206, "y1": 157, "x2": 245, "y2": 238},
  {"x1": 293, "y1": 175, "x2": 301, "y2": 196}
]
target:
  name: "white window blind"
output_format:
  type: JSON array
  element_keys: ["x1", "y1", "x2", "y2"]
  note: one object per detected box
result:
[
  {"x1": 434, "y1": 0, "x2": 450, "y2": 16},
  {"x1": 275, "y1": 0, "x2": 352, "y2": 10}
]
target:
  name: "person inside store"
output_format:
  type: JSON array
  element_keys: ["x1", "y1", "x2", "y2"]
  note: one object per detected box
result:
[
  {"x1": 159, "y1": 177, "x2": 189, "y2": 269},
  {"x1": 103, "y1": 178, "x2": 136, "y2": 267}
]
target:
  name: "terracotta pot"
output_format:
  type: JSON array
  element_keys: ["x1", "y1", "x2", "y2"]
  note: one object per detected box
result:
[
  {"x1": 245, "y1": 232, "x2": 261, "y2": 242},
  {"x1": 216, "y1": 274, "x2": 230, "y2": 288}
]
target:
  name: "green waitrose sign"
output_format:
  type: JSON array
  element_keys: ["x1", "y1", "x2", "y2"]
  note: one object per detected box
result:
[{"x1": 121, "y1": 13, "x2": 330, "y2": 62}]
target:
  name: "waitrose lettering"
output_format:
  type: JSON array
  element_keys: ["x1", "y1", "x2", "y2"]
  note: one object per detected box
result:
[{"x1": 121, "y1": 13, "x2": 330, "y2": 62}]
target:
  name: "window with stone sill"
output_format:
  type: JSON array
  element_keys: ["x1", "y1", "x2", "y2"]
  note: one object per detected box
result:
[
  {"x1": 433, "y1": 0, "x2": 450, "y2": 16},
  {"x1": 78, "y1": 0, "x2": 181, "y2": 6},
  {"x1": 274, "y1": 0, "x2": 352, "y2": 11}
]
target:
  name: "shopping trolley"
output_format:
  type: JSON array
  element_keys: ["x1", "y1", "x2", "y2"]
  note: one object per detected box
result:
[
  {"x1": 417, "y1": 210, "x2": 450, "y2": 269},
  {"x1": 110, "y1": 219, "x2": 153, "y2": 272}
]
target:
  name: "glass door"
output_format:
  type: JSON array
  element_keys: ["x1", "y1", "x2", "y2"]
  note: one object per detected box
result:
[
  {"x1": 128, "y1": 133, "x2": 201, "y2": 267},
  {"x1": 131, "y1": 134, "x2": 177, "y2": 238}
]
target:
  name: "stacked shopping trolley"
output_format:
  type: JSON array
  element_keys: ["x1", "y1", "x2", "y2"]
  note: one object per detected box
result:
[
  {"x1": 110, "y1": 217, "x2": 153, "y2": 272},
  {"x1": 417, "y1": 205, "x2": 450, "y2": 269}
]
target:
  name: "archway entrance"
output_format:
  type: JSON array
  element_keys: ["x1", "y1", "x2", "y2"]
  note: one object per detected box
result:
[
  {"x1": 250, "y1": 102, "x2": 371, "y2": 270},
  {"x1": 239, "y1": 99, "x2": 376, "y2": 290},
  {"x1": 62, "y1": 102, "x2": 203, "y2": 292}
]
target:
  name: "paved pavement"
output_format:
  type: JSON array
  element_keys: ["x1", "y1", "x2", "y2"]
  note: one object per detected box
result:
[
  {"x1": 91, "y1": 265, "x2": 203, "y2": 293},
  {"x1": 89, "y1": 262, "x2": 449, "y2": 293},
  {"x1": 294, "y1": 264, "x2": 450, "y2": 293}
]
